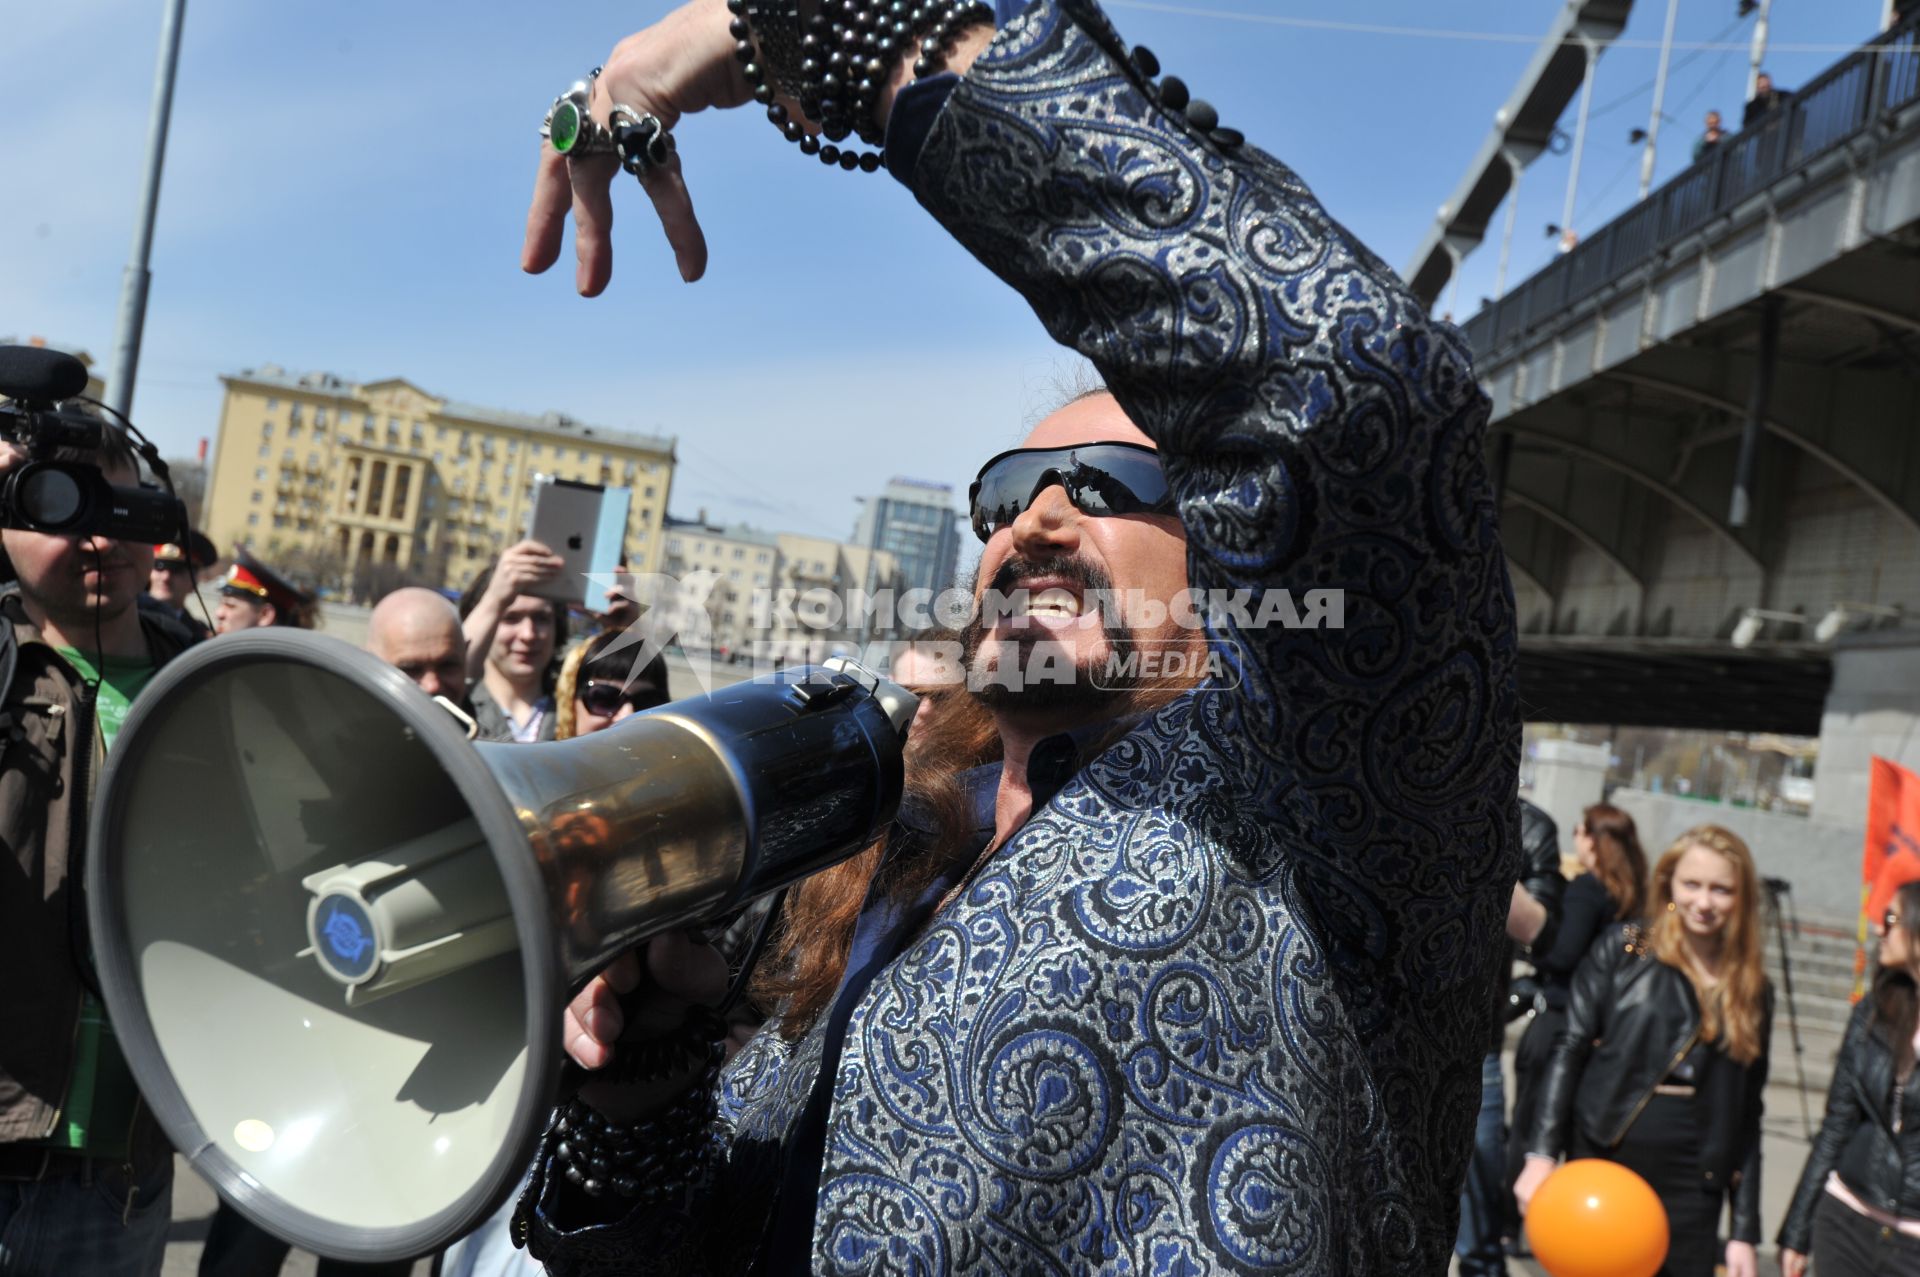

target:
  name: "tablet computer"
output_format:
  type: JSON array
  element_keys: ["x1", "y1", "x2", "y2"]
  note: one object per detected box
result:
[{"x1": 524, "y1": 476, "x2": 631, "y2": 607}]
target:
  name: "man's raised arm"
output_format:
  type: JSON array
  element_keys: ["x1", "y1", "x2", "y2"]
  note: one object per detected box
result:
[{"x1": 898, "y1": 0, "x2": 1521, "y2": 978}]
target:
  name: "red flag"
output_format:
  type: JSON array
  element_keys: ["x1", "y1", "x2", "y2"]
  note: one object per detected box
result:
[{"x1": 1855, "y1": 757, "x2": 1920, "y2": 998}]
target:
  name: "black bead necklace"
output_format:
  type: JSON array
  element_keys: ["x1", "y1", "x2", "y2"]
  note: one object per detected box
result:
[{"x1": 728, "y1": 0, "x2": 993, "y2": 173}]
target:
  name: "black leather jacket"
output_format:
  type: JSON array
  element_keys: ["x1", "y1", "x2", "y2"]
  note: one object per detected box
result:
[
  {"x1": 1528, "y1": 923, "x2": 1774, "y2": 1243},
  {"x1": 1778, "y1": 995, "x2": 1920, "y2": 1251},
  {"x1": 1490, "y1": 800, "x2": 1567, "y2": 1047}
]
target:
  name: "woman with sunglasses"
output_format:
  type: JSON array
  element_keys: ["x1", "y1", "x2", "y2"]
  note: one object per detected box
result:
[
  {"x1": 554, "y1": 629, "x2": 671, "y2": 738},
  {"x1": 1517, "y1": 825, "x2": 1773, "y2": 1277},
  {"x1": 1777, "y1": 881, "x2": 1920, "y2": 1276},
  {"x1": 1506, "y1": 804, "x2": 1650, "y2": 1231}
]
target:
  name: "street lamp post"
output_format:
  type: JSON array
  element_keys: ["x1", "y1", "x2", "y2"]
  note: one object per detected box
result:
[{"x1": 105, "y1": 0, "x2": 189, "y2": 422}]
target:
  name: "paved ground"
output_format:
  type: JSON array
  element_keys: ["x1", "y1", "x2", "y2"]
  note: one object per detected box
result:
[{"x1": 161, "y1": 1161, "x2": 433, "y2": 1277}]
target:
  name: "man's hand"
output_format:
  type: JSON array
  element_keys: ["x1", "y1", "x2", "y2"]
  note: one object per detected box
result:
[
  {"x1": 488, "y1": 539, "x2": 566, "y2": 602},
  {"x1": 1724, "y1": 1240, "x2": 1758, "y2": 1277},
  {"x1": 522, "y1": 0, "x2": 750, "y2": 296},
  {"x1": 0, "y1": 441, "x2": 25, "y2": 477},
  {"x1": 522, "y1": 0, "x2": 993, "y2": 298},
  {"x1": 564, "y1": 930, "x2": 729, "y2": 1121},
  {"x1": 1779, "y1": 1247, "x2": 1807, "y2": 1277},
  {"x1": 1507, "y1": 881, "x2": 1548, "y2": 945},
  {"x1": 1513, "y1": 1154, "x2": 1555, "y2": 1215}
]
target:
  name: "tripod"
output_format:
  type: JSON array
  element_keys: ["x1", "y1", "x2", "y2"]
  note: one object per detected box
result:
[{"x1": 1762, "y1": 875, "x2": 1816, "y2": 1140}]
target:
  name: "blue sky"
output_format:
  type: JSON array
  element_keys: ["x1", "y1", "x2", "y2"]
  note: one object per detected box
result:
[{"x1": 0, "y1": 0, "x2": 1886, "y2": 556}]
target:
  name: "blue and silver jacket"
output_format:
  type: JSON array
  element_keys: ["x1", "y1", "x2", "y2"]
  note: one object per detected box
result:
[{"x1": 532, "y1": 2, "x2": 1520, "y2": 1271}]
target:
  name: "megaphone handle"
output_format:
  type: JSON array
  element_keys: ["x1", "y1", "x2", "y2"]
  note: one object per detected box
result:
[{"x1": 598, "y1": 1006, "x2": 726, "y2": 1087}]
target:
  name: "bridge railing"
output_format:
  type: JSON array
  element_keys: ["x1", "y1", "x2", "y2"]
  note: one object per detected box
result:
[{"x1": 1459, "y1": 10, "x2": 1920, "y2": 362}]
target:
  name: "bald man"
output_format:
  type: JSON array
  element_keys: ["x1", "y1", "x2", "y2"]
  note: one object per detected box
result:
[{"x1": 366, "y1": 587, "x2": 467, "y2": 701}]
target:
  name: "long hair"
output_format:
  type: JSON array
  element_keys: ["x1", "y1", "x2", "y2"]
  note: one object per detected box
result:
[
  {"x1": 754, "y1": 685, "x2": 1002, "y2": 1038},
  {"x1": 1582, "y1": 803, "x2": 1648, "y2": 921},
  {"x1": 1868, "y1": 879, "x2": 1920, "y2": 1079},
  {"x1": 1647, "y1": 825, "x2": 1769, "y2": 1065},
  {"x1": 553, "y1": 629, "x2": 670, "y2": 739},
  {"x1": 755, "y1": 669, "x2": 1198, "y2": 1041}
]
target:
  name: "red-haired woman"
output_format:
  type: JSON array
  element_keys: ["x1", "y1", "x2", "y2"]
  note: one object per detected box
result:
[
  {"x1": 1507, "y1": 803, "x2": 1650, "y2": 1209},
  {"x1": 1516, "y1": 825, "x2": 1774, "y2": 1277},
  {"x1": 1777, "y1": 879, "x2": 1920, "y2": 1276}
]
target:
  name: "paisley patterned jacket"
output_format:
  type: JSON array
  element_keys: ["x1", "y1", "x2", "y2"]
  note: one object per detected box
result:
[{"x1": 529, "y1": 1, "x2": 1520, "y2": 1272}]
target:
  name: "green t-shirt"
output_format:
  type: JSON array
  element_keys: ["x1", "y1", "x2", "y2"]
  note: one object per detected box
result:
[{"x1": 43, "y1": 647, "x2": 157, "y2": 1158}]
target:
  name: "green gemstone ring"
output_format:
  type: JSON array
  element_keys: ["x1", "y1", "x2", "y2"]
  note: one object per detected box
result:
[
  {"x1": 542, "y1": 69, "x2": 609, "y2": 158},
  {"x1": 548, "y1": 99, "x2": 584, "y2": 154}
]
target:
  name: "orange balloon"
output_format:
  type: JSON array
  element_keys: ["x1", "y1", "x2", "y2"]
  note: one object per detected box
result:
[{"x1": 1525, "y1": 1159, "x2": 1670, "y2": 1277}]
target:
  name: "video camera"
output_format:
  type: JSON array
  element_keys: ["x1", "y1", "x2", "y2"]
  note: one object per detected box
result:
[{"x1": 0, "y1": 345, "x2": 184, "y2": 544}]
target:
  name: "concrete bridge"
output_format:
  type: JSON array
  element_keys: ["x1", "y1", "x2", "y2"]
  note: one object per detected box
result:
[{"x1": 1427, "y1": 16, "x2": 1920, "y2": 748}]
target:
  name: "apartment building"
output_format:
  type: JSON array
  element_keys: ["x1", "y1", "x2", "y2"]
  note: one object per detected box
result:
[
  {"x1": 660, "y1": 511, "x2": 781, "y2": 654},
  {"x1": 203, "y1": 365, "x2": 676, "y2": 593}
]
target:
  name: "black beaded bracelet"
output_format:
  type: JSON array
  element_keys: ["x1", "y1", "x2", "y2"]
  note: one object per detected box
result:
[
  {"x1": 547, "y1": 1051, "x2": 721, "y2": 1203},
  {"x1": 729, "y1": 0, "x2": 993, "y2": 173}
]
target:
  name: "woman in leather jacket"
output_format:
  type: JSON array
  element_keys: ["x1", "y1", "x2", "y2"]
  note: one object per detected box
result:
[
  {"x1": 1506, "y1": 804, "x2": 1649, "y2": 1206},
  {"x1": 1778, "y1": 880, "x2": 1920, "y2": 1276},
  {"x1": 1516, "y1": 825, "x2": 1774, "y2": 1277}
]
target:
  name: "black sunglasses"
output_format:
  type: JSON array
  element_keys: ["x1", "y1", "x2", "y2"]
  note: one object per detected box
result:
[
  {"x1": 579, "y1": 678, "x2": 666, "y2": 717},
  {"x1": 968, "y1": 442, "x2": 1173, "y2": 543}
]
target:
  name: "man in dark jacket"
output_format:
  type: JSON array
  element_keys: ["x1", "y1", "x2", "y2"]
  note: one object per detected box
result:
[
  {"x1": 0, "y1": 429, "x2": 191, "y2": 1275},
  {"x1": 1457, "y1": 799, "x2": 1565, "y2": 1274},
  {"x1": 1743, "y1": 72, "x2": 1791, "y2": 128}
]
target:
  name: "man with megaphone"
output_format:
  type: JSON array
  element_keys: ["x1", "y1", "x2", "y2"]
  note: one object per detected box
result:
[{"x1": 508, "y1": 0, "x2": 1524, "y2": 1273}]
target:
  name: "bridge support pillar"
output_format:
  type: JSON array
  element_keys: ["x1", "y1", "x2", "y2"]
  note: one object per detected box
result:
[
  {"x1": 1528, "y1": 739, "x2": 1612, "y2": 862},
  {"x1": 1813, "y1": 636, "x2": 1920, "y2": 826}
]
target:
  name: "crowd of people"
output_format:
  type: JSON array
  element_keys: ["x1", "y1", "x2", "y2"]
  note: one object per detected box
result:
[
  {"x1": 5, "y1": 2, "x2": 1920, "y2": 1276},
  {"x1": 1445, "y1": 800, "x2": 1920, "y2": 1277}
]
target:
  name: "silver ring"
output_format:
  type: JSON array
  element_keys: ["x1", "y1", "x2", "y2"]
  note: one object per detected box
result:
[
  {"x1": 609, "y1": 105, "x2": 674, "y2": 176},
  {"x1": 540, "y1": 67, "x2": 608, "y2": 152}
]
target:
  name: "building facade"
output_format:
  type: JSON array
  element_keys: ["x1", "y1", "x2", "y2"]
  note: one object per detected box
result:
[
  {"x1": 851, "y1": 477, "x2": 964, "y2": 600},
  {"x1": 768, "y1": 531, "x2": 906, "y2": 664},
  {"x1": 204, "y1": 366, "x2": 675, "y2": 595},
  {"x1": 660, "y1": 511, "x2": 782, "y2": 656}
]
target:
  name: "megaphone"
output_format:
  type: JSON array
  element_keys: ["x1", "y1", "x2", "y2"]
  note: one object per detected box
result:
[{"x1": 85, "y1": 630, "x2": 914, "y2": 1262}]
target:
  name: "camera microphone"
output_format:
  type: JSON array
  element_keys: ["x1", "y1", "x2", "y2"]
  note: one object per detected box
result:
[{"x1": 0, "y1": 346, "x2": 90, "y2": 404}]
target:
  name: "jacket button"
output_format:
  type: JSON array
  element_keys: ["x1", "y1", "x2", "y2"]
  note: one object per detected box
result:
[{"x1": 1704, "y1": 1171, "x2": 1714, "y2": 1180}]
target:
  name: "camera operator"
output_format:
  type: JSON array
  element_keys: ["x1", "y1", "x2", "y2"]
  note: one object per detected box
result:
[{"x1": 0, "y1": 428, "x2": 194, "y2": 1276}]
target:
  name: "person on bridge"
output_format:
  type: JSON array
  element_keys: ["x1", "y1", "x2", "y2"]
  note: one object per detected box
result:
[
  {"x1": 1692, "y1": 110, "x2": 1726, "y2": 163},
  {"x1": 506, "y1": 0, "x2": 1522, "y2": 1272},
  {"x1": 1517, "y1": 824, "x2": 1773, "y2": 1277},
  {"x1": 1743, "y1": 72, "x2": 1791, "y2": 129},
  {"x1": 1776, "y1": 879, "x2": 1920, "y2": 1277}
]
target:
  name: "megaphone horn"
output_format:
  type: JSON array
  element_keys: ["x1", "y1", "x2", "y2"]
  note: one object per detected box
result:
[{"x1": 86, "y1": 630, "x2": 914, "y2": 1263}]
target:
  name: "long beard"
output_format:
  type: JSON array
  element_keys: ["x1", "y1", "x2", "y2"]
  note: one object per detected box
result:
[{"x1": 959, "y1": 554, "x2": 1141, "y2": 714}]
